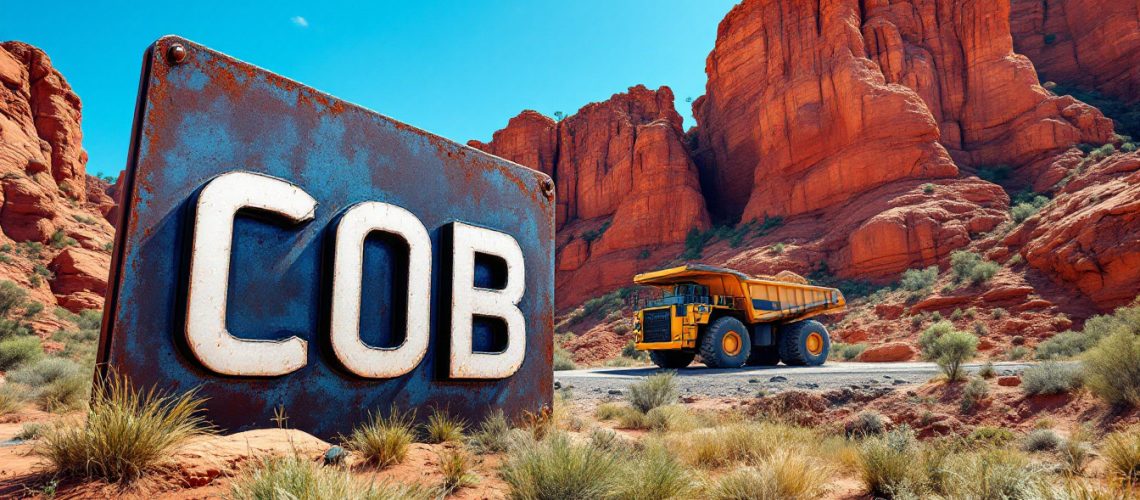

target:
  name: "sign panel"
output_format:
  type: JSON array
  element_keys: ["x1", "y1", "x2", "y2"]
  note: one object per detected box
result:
[{"x1": 99, "y1": 36, "x2": 554, "y2": 438}]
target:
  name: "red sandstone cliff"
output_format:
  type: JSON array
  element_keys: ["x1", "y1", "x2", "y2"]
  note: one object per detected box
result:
[{"x1": 0, "y1": 41, "x2": 115, "y2": 326}]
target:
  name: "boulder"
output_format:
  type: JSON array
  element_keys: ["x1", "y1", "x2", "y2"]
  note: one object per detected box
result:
[{"x1": 856, "y1": 342, "x2": 917, "y2": 362}]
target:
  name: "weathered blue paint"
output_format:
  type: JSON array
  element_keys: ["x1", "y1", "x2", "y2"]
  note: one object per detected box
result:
[{"x1": 99, "y1": 36, "x2": 555, "y2": 439}]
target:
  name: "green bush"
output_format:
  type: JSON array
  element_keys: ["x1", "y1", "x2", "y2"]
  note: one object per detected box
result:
[
  {"x1": 682, "y1": 227, "x2": 712, "y2": 260},
  {"x1": 900, "y1": 266, "x2": 938, "y2": 295},
  {"x1": 960, "y1": 378, "x2": 988, "y2": 413},
  {"x1": 919, "y1": 322, "x2": 977, "y2": 381},
  {"x1": 1083, "y1": 330, "x2": 1140, "y2": 406},
  {"x1": 831, "y1": 342, "x2": 867, "y2": 361},
  {"x1": 1021, "y1": 361, "x2": 1083, "y2": 396},
  {"x1": 847, "y1": 411, "x2": 886, "y2": 438},
  {"x1": 423, "y1": 408, "x2": 467, "y2": 443},
  {"x1": 500, "y1": 433, "x2": 622, "y2": 499},
  {"x1": 0, "y1": 384, "x2": 27, "y2": 416},
  {"x1": 0, "y1": 336, "x2": 43, "y2": 370},
  {"x1": 554, "y1": 346, "x2": 577, "y2": 371},
  {"x1": 949, "y1": 251, "x2": 999, "y2": 285},
  {"x1": 858, "y1": 426, "x2": 919, "y2": 497},
  {"x1": 10, "y1": 358, "x2": 92, "y2": 412},
  {"x1": 1010, "y1": 195, "x2": 1050, "y2": 225},
  {"x1": 967, "y1": 427, "x2": 1015, "y2": 446},
  {"x1": 0, "y1": 280, "x2": 27, "y2": 317},
  {"x1": 626, "y1": 372, "x2": 678, "y2": 413},
  {"x1": 771, "y1": 242, "x2": 785, "y2": 255},
  {"x1": 921, "y1": 183, "x2": 935, "y2": 194}
]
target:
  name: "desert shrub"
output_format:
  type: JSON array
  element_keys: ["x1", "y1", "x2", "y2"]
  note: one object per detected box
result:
[
  {"x1": 922, "y1": 183, "x2": 935, "y2": 194},
  {"x1": 771, "y1": 242, "x2": 786, "y2": 255},
  {"x1": 950, "y1": 251, "x2": 1000, "y2": 285},
  {"x1": 919, "y1": 322, "x2": 977, "y2": 381},
  {"x1": 8, "y1": 357, "x2": 88, "y2": 411},
  {"x1": 36, "y1": 373, "x2": 212, "y2": 483},
  {"x1": 973, "y1": 322, "x2": 988, "y2": 337},
  {"x1": 978, "y1": 361, "x2": 996, "y2": 379},
  {"x1": 1037, "y1": 330, "x2": 1102, "y2": 360},
  {"x1": 992, "y1": 308, "x2": 1008, "y2": 319},
  {"x1": 1023, "y1": 429, "x2": 1063, "y2": 452},
  {"x1": 15, "y1": 422, "x2": 45, "y2": 441},
  {"x1": 500, "y1": 433, "x2": 622, "y2": 499},
  {"x1": 671, "y1": 421, "x2": 815, "y2": 469},
  {"x1": 1083, "y1": 330, "x2": 1140, "y2": 407},
  {"x1": 344, "y1": 406, "x2": 415, "y2": 468},
  {"x1": 1008, "y1": 346, "x2": 1030, "y2": 360},
  {"x1": 613, "y1": 322, "x2": 632, "y2": 335},
  {"x1": 580, "y1": 220, "x2": 611, "y2": 243},
  {"x1": 230, "y1": 456, "x2": 429, "y2": 500},
  {"x1": 0, "y1": 335, "x2": 43, "y2": 370},
  {"x1": 1101, "y1": 428, "x2": 1140, "y2": 482},
  {"x1": 1021, "y1": 361, "x2": 1083, "y2": 396},
  {"x1": 0, "y1": 383, "x2": 26, "y2": 416},
  {"x1": 626, "y1": 371, "x2": 678, "y2": 413},
  {"x1": 950, "y1": 308, "x2": 964, "y2": 321},
  {"x1": 831, "y1": 342, "x2": 867, "y2": 361},
  {"x1": 424, "y1": 408, "x2": 467, "y2": 443},
  {"x1": 582, "y1": 290, "x2": 626, "y2": 319},
  {"x1": 707, "y1": 451, "x2": 826, "y2": 500},
  {"x1": 960, "y1": 378, "x2": 989, "y2": 413},
  {"x1": 682, "y1": 227, "x2": 712, "y2": 260},
  {"x1": 900, "y1": 266, "x2": 938, "y2": 296},
  {"x1": 847, "y1": 411, "x2": 886, "y2": 438},
  {"x1": 1011, "y1": 195, "x2": 1050, "y2": 224},
  {"x1": 968, "y1": 427, "x2": 1016, "y2": 447},
  {"x1": 594, "y1": 402, "x2": 626, "y2": 421},
  {"x1": 616, "y1": 406, "x2": 649, "y2": 430},
  {"x1": 1059, "y1": 428, "x2": 1094, "y2": 475},
  {"x1": 438, "y1": 448, "x2": 477, "y2": 495},
  {"x1": 644, "y1": 405, "x2": 698, "y2": 433},
  {"x1": 621, "y1": 339, "x2": 646, "y2": 360},
  {"x1": 614, "y1": 447, "x2": 696, "y2": 500},
  {"x1": 553, "y1": 345, "x2": 576, "y2": 371},
  {"x1": 942, "y1": 449, "x2": 1044, "y2": 499},
  {"x1": 1012, "y1": 335, "x2": 1026, "y2": 346},
  {"x1": 0, "y1": 280, "x2": 27, "y2": 316},
  {"x1": 858, "y1": 426, "x2": 920, "y2": 497},
  {"x1": 469, "y1": 409, "x2": 513, "y2": 454}
]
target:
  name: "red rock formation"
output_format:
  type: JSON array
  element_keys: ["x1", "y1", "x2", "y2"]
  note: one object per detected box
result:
[
  {"x1": 864, "y1": 0, "x2": 1113, "y2": 176},
  {"x1": 471, "y1": 86, "x2": 711, "y2": 308},
  {"x1": 0, "y1": 41, "x2": 115, "y2": 318},
  {"x1": 856, "y1": 342, "x2": 916, "y2": 362},
  {"x1": 1007, "y1": 152, "x2": 1140, "y2": 311},
  {"x1": 1010, "y1": 0, "x2": 1140, "y2": 104}
]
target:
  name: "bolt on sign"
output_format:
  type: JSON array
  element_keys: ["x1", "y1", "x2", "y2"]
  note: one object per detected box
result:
[{"x1": 98, "y1": 37, "x2": 554, "y2": 439}]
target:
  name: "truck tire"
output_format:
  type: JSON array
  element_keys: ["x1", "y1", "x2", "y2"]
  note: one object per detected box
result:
[
  {"x1": 699, "y1": 316, "x2": 751, "y2": 368},
  {"x1": 746, "y1": 346, "x2": 781, "y2": 366},
  {"x1": 778, "y1": 319, "x2": 830, "y2": 366},
  {"x1": 649, "y1": 350, "x2": 696, "y2": 369}
]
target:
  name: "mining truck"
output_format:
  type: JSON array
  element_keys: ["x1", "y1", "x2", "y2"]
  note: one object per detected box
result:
[{"x1": 632, "y1": 264, "x2": 846, "y2": 369}]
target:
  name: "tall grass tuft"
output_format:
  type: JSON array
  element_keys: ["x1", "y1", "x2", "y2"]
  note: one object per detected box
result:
[
  {"x1": 469, "y1": 409, "x2": 514, "y2": 454},
  {"x1": 626, "y1": 371, "x2": 678, "y2": 413},
  {"x1": 230, "y1": 456, "x2": 431, "y2": 500},
  {"x1": 707, "y1": 451, "x2": 827, "y2": 500},
  {"x1": 0, "y1": 383, "x2": 26, "y2": 416},
  {"x1": 36, "y1": 373, "x2": 212, "y2": 483},
  {"x1": 1102, "y1": 428, "x2": 1140, "y2": 483},
  {"x1": 614, "y1": 446, "x2": 696, "y2": 500},
  {"x1": 423, "y1": 407, "x2": 467, "y2": 444},
  {"x1": 344, "y1": 406, "x2": 415, "y2": 468},
  {"x1": 438, "y1": 448, "x2": 477, "y2": 495},
  {"x1": 500, "y1": 433, "x2": 622, "y2": 499},
  {"x1": 857, "y1": 426, "x2": 919, "y2": 497}
]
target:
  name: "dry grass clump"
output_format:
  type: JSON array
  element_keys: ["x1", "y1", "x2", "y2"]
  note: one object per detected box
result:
[
  {"x1": 36, "y1": 373, "x2": 212, "y2": 483},
  {"x1": 1083, "y1": 330, "x2": 1140, "y2": 407},
  {"x1": 667, "y1": 421, "x2": 814, "y2": 469},
  {"x1": 960, "y1": 377, "x2": 989, "y2": 413},
  {"x1": 1023, "y1": 429, "x2": 1063, "y2": 452},
  {"x1": 707, "y1": 451, "x2": 827, "y2": 500},
  {"x1": 1022, "y1": 362, "x2": 1084, "y2": 396},
  {"x1": 0, "y1": 383, "x2": 26, "y2": 416},
  {"x1": 500, "y1": 433, "x2": 623, "y2": 499},
  {"x1": 594, "y1": 402, "x2": 626, "y2": 421},
  {"x1": 942, "y1": 448, "x2": 1045, "y2": 499},
  {"x1": 644, "y1": 404, "x2": 699, "y2": 432},
  {"x1": 614, "y1": 446, "x2": 697, "y2": 500},
  {"x1": 468, "y1": 409, "x2": 516, "y2": 454},
  {"x1": 7, "y1": 357, "x2": 90, "y2": 411},
  {"x1": 424, "y1": 408, "x2": 467, "y2": 443},
  {"x1": 438, "y1": 448, "x2": 478, "y2": 495},
  {"x1": 343, "y1": 406, "x2": 415, "y2": 468},
  {"x1": 229, "y1": 456, "x2": 431, "y2": 500},
  {"x1": 627, "y1": 371, "x2": 678, "y2": 413},
  {"x1": 1101, "y1": 428, "x2": 1140, "y2": 483}
]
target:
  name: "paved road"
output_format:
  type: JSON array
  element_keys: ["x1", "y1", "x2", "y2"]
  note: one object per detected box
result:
[{"x1": 554, "y1": 361, "x2": 1035, "y2": 400}]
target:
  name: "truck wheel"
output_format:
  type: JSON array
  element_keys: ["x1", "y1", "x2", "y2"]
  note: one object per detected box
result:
[
  {"x1": 699, "y1": 316, "x2": 751, "y2": 368},
  {"x1": 648, "y1": 350, "x2": 696, "y2": 369},
  {"x1": 746, "y1": 346, "x2": 781, "y2": 366},
  {"x1": 778, "y1": 319, "x2": 830, "y2": 366}
]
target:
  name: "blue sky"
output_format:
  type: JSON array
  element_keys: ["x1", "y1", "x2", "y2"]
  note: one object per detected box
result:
[{"x1": 2, "y1": 1, "x2": 738, "y2": 177}]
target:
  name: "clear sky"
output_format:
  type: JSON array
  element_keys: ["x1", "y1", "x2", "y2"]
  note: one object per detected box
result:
[{"x1": 2, "y1": 0, "x2": 738, "y2": 177}]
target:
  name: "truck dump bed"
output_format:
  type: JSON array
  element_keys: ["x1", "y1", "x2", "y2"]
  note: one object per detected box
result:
[{"x1": 633, "y1": 264, "x2": 846, "y2": 324}]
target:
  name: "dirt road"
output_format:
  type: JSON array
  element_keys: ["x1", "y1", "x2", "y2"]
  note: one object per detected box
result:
[{"x1": 554, "y1": 361, "x2": 1036, "y2": 400}]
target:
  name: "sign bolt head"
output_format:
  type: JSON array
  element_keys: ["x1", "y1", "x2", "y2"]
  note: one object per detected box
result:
[
  {"x1": 168, "y1": 44, "x2": 188, "y2": 65},
  {"x1": 541, "y1": 178, "x2": 555, "y2": 199}
]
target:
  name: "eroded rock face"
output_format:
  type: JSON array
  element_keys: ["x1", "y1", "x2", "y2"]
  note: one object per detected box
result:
[
  {"x1": 1007, "y1": 152, "x2": 1140, "y2": 311},
  {"x1": 0, "y1": 41, "x2": 114, "y2": 317},
  {"x1": 1010, "y1": 0, "x2": 1140, "y2": 105},
  {"x1": 691, "y1": 0, "x2": 959, "y2": 223},
  {"x1": 470, "y1": 86, "x2": 710, "y2": 308}
]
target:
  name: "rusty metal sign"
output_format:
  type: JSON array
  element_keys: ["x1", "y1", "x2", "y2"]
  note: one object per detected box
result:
[{"x1": 98, "y1": 36, "x2": 554, "y2": 439}]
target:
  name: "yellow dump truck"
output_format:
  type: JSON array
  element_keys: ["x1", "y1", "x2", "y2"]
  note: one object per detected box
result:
[{"x1": 632, "y1": 264, "x2": 846, "y2": 369}]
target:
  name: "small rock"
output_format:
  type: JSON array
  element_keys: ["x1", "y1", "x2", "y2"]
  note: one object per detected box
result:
[
  {"x1": 883, "y1": 375, "x2": 892, "y2": 379},
  {"x1": 769, "y1": 376, "x2": 788, "y2": 383},
  {"x1": 323, "y1": 446, "x2": 347, "y2": 466},
  {"x1": 553, "y1": 381, "x2": 562, "y2": 389},
  {"x1": 997, "y1": 375, "x2": 1022, "y2": 387},
  {"x1": 748, "y1": 378, "x2": 760, "y2": 383},
  {"x1": 893, "y1": 379, "x2": 907, "y2": 385},
  {"x1": 608, "y1": 389, "x2": 623, "y2": 395}
]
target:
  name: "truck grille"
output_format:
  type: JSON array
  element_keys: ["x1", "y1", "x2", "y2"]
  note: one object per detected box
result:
[{"x1": 642, "y1": 309, "x2": 672, "y2": 343}]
